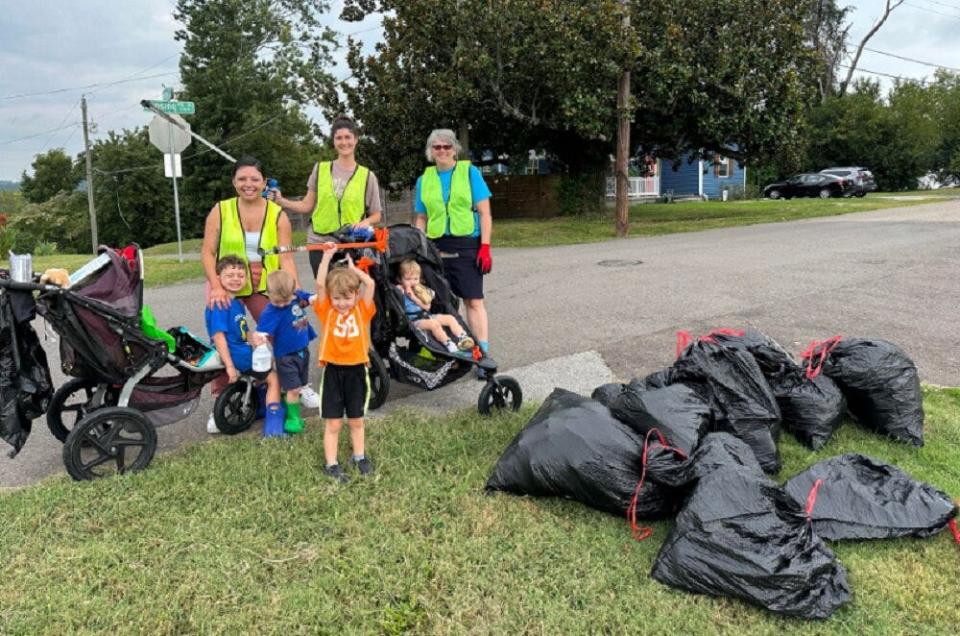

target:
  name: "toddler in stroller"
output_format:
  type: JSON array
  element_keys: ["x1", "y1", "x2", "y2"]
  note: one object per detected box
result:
[
  {"x1": 368, "y1": 225, "x2": 522, "y2": 415},
  {"x1": 396, "y1": 258, "x2": 474, "y2": 354},
  {"x1": 2, "y1": 245, "x2": 260, "y2": 480}
]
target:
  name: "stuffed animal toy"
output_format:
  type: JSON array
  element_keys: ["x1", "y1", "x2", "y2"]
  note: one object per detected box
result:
[
  {"x1": 413, "y1": 283, "x2": 434, "y2": 307},
  {"x1": 39, "y1": 268, "x2": 70, "y2": 288}
]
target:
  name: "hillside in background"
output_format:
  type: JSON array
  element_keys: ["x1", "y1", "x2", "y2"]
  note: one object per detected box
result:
[{"x1": 0, "y1": 181, "x2": 19, "y2": 191}]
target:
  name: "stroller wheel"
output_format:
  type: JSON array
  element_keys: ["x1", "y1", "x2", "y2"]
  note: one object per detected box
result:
[
  {"x1": 213, "y1": 379, "x2": 258, "y2": 435},
  {"x1": 47, "y1": 378, "x2": 98, "y2": 443},
  {"x1": 478, "y1": 376, "x2": 523, "y2": 416},
  {"x1": 367, "y1": 348, "x2": 390, "y2": 410},
  {"x1": 62, "y1": 407, "x2": 157, "y2": 481}
]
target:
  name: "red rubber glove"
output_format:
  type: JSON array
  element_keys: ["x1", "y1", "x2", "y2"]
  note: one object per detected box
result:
[{"x1": 476, "y1": 243, "x2": 492, "y2": 274}]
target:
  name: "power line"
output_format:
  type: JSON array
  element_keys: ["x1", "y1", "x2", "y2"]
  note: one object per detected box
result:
[
  {"x1": 0, "y1": 123, "x2": 82, "y2": 146},
  {"x1": 0, "y1": 71, "x2": 178, "y2": 101},
  {"x1": 903, "y1": 0, "x2": 960, "y2": 19},
  {"x1": 863, "y1": 47, "x2": 960, "y2": 72},
  {"x1": 913, "y1": 0, "x2": 960, "y2": 13},
  {"x1": 839, "y1": 63, "x2": 928, "y2": 83}
]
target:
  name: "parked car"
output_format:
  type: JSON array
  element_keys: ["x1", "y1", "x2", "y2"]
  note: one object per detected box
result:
[
  {"x1": 763, "y1": 173, "x2": 854, "y2": 200},
  {"x1": 820, "y1": 166, "x2": 876, "y2": 197}
]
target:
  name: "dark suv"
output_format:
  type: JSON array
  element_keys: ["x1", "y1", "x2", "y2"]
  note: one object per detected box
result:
[{"x1": 820, "y1": 167, "x2": 876, "y2": 197}]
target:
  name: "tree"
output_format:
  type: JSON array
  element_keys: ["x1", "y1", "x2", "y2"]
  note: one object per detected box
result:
[
  {"x1": 19, "y1": 149, "x2": 80, "y2": 204},
  {"x1": 838, "y1": 0, "x2": 904, "y2": 96},
  {"x1": 173, "y1": 0, "x2": 335, "y2": 217},
  {"x1": 806, "y1": 0, "x2": 851, "y2": 103},
  {"x1": 336, "y1": 0, "x2": 819, "y2": 193},
  {"x1": 931, "y1": 71, "x2": 960, "y2": 180}
]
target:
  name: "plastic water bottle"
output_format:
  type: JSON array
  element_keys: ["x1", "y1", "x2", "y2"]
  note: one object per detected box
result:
[
  {"x1": 261, "y1": 178, "x2": 278, "y2": 199},
  {"x1": 252, "y1": 342, "x2": 272, "y2": 372}
]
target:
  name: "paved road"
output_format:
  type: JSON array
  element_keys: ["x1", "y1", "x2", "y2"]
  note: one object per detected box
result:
[{"x1": 3, "y1": 200, "x2": 958, "y2": 487}]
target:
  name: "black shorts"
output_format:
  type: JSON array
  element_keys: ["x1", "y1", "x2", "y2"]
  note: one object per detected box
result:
[
  {"x1": 276, "y1": 349, "x2": 310, "y2": 391},
  {"x1": 434, "y1": 236, "x2": 484, "y2": 300},
  {"x1": 320, "y1": 363, "x2": 369, "y2": 419}
]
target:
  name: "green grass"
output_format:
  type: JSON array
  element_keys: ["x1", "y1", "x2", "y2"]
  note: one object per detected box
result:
[
  {"x1": 0, "y1": 254, "x2": 205, "y2": 288},
  {"x1": 496, "y1": 194, "x2": 960, "y2": 248},
  {"x1": 1, "y1": 387, "x2": 958, "y2": 634},
  {"x1": 141, "y1": 230, "x2": 308, "y2": 255}
]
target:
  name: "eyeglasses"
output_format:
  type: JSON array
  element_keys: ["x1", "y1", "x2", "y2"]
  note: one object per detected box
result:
[{"x1": 432, "y1": 144, "x2": 453, "y2": 151}]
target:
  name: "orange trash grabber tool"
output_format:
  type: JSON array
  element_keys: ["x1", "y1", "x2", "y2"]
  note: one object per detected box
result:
[{"x1": 258, "y1": 227, "x2": 389, "y2": 257}]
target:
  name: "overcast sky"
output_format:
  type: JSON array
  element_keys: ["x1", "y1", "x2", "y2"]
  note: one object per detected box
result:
[{"x1": 1, "y1": 0, "x2": 957, "y2": 181}]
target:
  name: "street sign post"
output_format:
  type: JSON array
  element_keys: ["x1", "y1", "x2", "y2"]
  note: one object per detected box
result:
[{"x1": 148, "y1": 114, "x2": 192, "y2": 262}]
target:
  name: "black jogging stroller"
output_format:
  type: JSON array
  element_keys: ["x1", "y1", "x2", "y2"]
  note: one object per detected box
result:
[
  {"x1": 1, "y1": 245, "x2": 246, "y2": 480},
  {"x1": 327, "y1": 224, "x2": 522, "y2": 415}
]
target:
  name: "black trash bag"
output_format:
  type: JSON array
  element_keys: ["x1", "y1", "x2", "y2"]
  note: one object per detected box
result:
[
  {"x1": 608, "y1": 384, "x2": 712, "y2": 456},
  {"x1": 707, "y1": 328, "x2": 801, "y2": 381},
  {"x1": 644, "y1": 432, "x2": 765, "y2": 486},
  {"x1": 485, "y1": 389, "x2": 675, "y2": 518},
  {"x1": 635, "y1": 368, "x2": 676, "y2": 390},
  {"x1": 672, "y1": 340, "x2": 783, "y2": 473},
  {"x1": 774, "y1": 369, "x2": 846, "y2": 450},
  {"x1": 784, "y1": 454, "x2": 958, "y2": 541},
  {"x1": 650, "y1": 464, "x2": 851, "y2": 619},
  {"x1": 804, "y1": 337, "x2": 924, "y2": 446},
  {"x1": 590, "y1": 382, "x2": 629, "y2": 407},
  {"x1": 0, "y1": 288, "x2": 53, "y2": 457}
]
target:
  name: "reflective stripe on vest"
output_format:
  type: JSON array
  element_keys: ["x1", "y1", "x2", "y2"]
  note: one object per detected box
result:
[
  {"x1": 421, "y1": 160, "x2": 474, "y2": 239},
  {"x1": 217, "y1": 197, "x2": 282, "y2": 297},
  {"x1": 312, "y1": 161, "x2": 369, "y2": 234}
]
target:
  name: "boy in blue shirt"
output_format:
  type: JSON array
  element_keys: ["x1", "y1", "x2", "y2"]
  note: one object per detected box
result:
[
  {"x1": 256, "y1": 269, "x2": 318, "y2": 434},
  {"x1": 205, "y1": 255, "x2": 284, "y2": 437}
]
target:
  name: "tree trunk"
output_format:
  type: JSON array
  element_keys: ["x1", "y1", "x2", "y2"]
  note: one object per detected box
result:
[{"x1": 615, "y1": 2, "x2": 631, "y2": 238}]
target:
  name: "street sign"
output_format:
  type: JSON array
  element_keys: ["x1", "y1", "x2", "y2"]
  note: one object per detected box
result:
[
  {"x1": 142, "y1": 100, "x2": 196, "y2": 115},
  {"x1": 163, "y1": 154, "x2": 182, "y2": 178},
  {"x1": 148, "y1": 115, "x2": 192, "y2": 154}
]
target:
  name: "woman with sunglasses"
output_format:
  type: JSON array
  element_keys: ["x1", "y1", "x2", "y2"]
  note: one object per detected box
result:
[
  {"x1": 267, "y1": 116, "x2": 383, "y2": 277},
  {"x1": 413, "y1": 128, "x2": 494, "y2": 374}
]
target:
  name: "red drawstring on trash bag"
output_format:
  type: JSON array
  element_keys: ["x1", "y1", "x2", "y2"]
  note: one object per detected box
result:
[
  {"x1": 675, "y1": 328, "x2": 746, "y2": 359},
  {"x1": 627, "y1": 428, "x2": 687, "y2": 541},
  {"x1": 800, "y1": 335, "x2": 843, "y2": 379},
  {"x1": 949, "y1": 519, "x2": 960, "y2": 547},
  {"x1": 805, "y1": 478, "x2": 824, "y2": 519}
]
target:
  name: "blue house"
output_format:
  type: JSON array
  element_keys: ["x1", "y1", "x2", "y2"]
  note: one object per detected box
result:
[{"x1": 607, "y1": 151, "x2": 747, "y2": 200}]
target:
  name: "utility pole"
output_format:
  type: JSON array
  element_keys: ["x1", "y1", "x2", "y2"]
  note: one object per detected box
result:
[
  {"x1": 615, "y1": 0, "x2": 631, "y2": 237},
  {"x1": 81, "y1": 95, "x2": 98, "y2": 253}
]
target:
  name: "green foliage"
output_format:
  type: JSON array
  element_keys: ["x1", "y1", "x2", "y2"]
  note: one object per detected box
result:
[
  {"x1": 556, "y1": 173, "x2": 605, "y2": 216},
  {"x1": 8, "y1": 191, "x2": 90, "y2": 253},
  {"x1": 173, "y1": 0, "x2": 333, "y2": 217},
  {"x1": 19, "y1": 149, "x2": 80, "y2": 204},
  {"x1": 0, "y1": 226, "x2": 22, "y2": 255},
  {"x1": 0, "y1": 189, "x2": 23, "y2": 216},
  {"x1": 338, "y1": 0, "x2": 818, "y2": 188},
  {"x1": 32, "y1": 241, "x2": 58, "y2": 256}
]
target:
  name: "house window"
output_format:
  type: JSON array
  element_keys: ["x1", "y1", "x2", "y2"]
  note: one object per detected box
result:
[{"x1": 715, "y1": 156, "x2": 732, "y2": 178}]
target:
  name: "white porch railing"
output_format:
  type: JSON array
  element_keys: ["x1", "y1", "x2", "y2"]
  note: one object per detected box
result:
[{"x1": 606, "y1": 176, "x2": 660, "y2": 198}]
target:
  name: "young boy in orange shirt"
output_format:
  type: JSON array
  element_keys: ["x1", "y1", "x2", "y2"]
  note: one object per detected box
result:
[{"x1": 313, "y1": 244, "x2": 377, "y2": 483}]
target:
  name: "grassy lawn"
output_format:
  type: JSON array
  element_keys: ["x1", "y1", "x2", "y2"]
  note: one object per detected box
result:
[
  {"x1": 0, "y1": 254, "x2": 205, "y2": 288},
  {"x1": 496, "y1": 194, "x2": 960, "y2": 248},
  {"x1": 1, "y1": 387, "x2": 957, "y2": 634},
  {"x1": 141, "y1": 230, "x2": 308, "y2": 255}
]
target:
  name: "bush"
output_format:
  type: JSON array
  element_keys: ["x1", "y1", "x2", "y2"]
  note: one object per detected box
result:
[
  {"x1": 33, "y1": 241, "x2": 58, "y2": 256},
  {"x1": 0, "y1": 226, "x2": 22, "y2": 255},
  {"x1": 557, "y1": 173, "x2": 605, "y2": 215}
]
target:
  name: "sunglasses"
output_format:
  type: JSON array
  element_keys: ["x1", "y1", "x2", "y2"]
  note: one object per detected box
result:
[{"x1": 432, "y1": 144, "x2": 453, "y2": 151}]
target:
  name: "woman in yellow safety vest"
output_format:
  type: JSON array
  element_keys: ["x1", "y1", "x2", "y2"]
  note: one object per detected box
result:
[
  {"x1": 413, "y1": 128, "x2": 494, "y2": 371},
  {"x1": 201, "y1": 156, "x2": 299, "y2": 317},
  {"x1": 269, "y1": 116, "x2": 383, "y2": 276}
]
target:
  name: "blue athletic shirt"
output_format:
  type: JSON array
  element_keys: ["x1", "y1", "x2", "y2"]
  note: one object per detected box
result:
[
  {"x1": 255, "y1": 290, "x2": 318, "y2": 358},
  {"x1": 414, "y1": 163, "x2": 492, "y2": 238},
  {"x1": 205, "y1": 298, "x2": 253, "y2": 372}
]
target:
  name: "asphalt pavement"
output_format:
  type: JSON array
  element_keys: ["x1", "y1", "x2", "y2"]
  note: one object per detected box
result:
[{"x1": 3, "y1": 199, "x2": 958, "y2": 488}]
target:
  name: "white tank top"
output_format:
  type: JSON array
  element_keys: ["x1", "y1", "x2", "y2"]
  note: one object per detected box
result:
[{"x1": 244, "y1": 231, "x2": 261, "y2": 263}]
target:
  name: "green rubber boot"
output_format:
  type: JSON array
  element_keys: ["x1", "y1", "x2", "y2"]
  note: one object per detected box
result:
[{"x1": 283, "y1": 399, "x2": 305, "y2": 434}]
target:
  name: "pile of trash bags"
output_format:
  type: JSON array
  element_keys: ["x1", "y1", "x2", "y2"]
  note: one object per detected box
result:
[{"x1": 486, "y1": 329, "x2": 957, "y2": 619}]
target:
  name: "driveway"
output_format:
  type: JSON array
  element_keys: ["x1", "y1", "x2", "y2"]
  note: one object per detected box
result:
[{"x1": 3, "y1": 199, "x2": 958, "y2": 487}]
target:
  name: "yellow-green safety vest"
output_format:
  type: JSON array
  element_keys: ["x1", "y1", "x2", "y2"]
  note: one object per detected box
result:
[
  {"x1": 217, "y1": 197, "x2": 282, "y2": 297},
  {"x1": 421, "y1": 161, "x2": 475, "y2": 239},
  {"x1": 312, "y1": 161, "x2": 369, "y2": 234}
]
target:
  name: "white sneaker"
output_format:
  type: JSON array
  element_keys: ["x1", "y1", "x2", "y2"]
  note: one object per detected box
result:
[
  {"x1": 207, "y1": 412, "x2": 221, "y2": 434},
  {"x1": 299, "y1": 385, "x2": 320, "y2": 409}
]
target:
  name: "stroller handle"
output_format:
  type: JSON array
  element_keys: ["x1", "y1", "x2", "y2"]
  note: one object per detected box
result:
[
  {"x1": 0, "y1": 278, "x2": 62, "y2": 294},
  {"x1": 258, "y1": 228, "x2": 389, "y2": 257}
]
